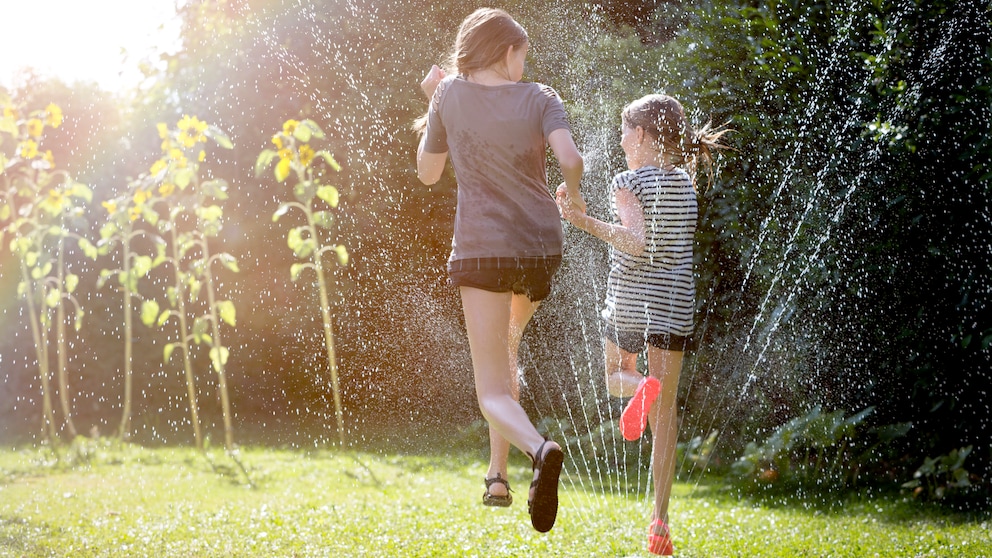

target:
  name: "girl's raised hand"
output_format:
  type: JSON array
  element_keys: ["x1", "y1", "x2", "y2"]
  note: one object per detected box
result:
[{"x1": 421, "y1": 65, "x2": 446, "y2": 99}]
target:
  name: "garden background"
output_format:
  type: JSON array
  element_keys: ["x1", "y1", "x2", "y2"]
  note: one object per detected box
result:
[{"x1": 2, "y1": 0, "x2": 991, "y2": 510}]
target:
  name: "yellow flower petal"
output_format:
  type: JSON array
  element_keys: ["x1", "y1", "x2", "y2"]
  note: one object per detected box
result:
[
  {"x1": 299, "y1": 144, "x2": 315, "y2": 167},
  {"x1": 45, "y1": 103, "x2": 62, "y2": 128},
  {"x1": 18, "y1": 139, "x2": 39, "y2": 159},
  {"x1": 41, "y1": 189, "x2": 64, "y2": 214},
  {"x1": 150, "y1": 158, "x2": 168, "y2": 176},
  {"x1": 133, "y1": 189, "x2": 150, "y2": 206},
  {"x1": 275, "y1": 157, "x2": 292, "y2": 182},
  {"x1": 179, "y1": 131, "x2": 197, "y2": 148},
  {"x1": 27, "y1": 119, "x2": 44, "y2": 138}
]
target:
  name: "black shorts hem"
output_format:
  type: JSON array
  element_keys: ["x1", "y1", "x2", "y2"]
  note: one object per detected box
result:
[
  {"x1": 602, "y1": 322, "x2": 690, "y2": 353},
  {"x1": 448, "y1": 256, "x2": 562, "y2": 302}
]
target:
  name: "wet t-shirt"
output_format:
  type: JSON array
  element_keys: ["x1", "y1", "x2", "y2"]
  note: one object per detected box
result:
[{"x1": 422, "y1": 76, "x2": 570, "y2": 261}]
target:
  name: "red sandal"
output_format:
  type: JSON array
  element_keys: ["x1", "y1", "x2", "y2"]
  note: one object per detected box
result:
[
  {"x1": 648, "y1": 518, "x2": 674, "y2": 555},
  {"x1": 619, "y1": 377, "x2": 661, "y2": 441}
]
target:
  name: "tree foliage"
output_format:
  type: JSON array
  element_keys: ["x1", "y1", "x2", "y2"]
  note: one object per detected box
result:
[{"x1": 651, "y1": 0, "x2": 992, "y2": 473}]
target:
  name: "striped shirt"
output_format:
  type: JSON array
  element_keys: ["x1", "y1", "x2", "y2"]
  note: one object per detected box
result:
[{"x1": 601, "y1": 166, "x2": 697, "y2": 336}]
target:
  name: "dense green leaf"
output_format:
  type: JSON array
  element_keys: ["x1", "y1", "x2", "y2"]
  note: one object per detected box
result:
[
  {"x1": 132, "y1": 255, "x2": 152, "y2": 278},
  {"x1": 290, "y1": 262, "x2": 306, "y2": 281},
  {"x1": 334, "y1": 245, "x2": 349, "y2": 266},
  {"x1": 141, "y1": 300, "x2": 160, "y2": 327},
  {"x1": 316, "y1": 150, "x2": 341, "y2": 172},
  {"x1": 174, "y1": 168, "x2": 194, "y2": 190},
  {"x1": 78, "y1": 237, "x2": 98, "y2": 260},
  {"x1": 205, "y1": 124, "x2": 234, "y2": 149},
  {"x1": 312, "y1": 210, "x2": 334, "y2": 229},
  {"x1": 316, "y1": 185, "x2": 339, "y2": 207},
  {"x1": 192, "y1": 316, "x2": 209, "y2": 342},
  {"x1": 65, "y1": 273, "x2": 79, "y2": 294},
  {"x1": 196, "y1": 205, "x2": 223, "y2": 223},
  {"x1": 255, "y1": 149, "x2": 277, "y2": 177},
  {"x1": 217, "y1": 253, "x2": 239, "y2": 273},
  {"x1": 293, "y1": 179, "x2": 315, "y2": 205},
  {"x1": 69, "y1": 182, "x2": 93, "y2": 203},
  {"x1": 272, "y1": 203, "x2": 291, "y2": 222},
  {"x1": 201, "y1": 179, "x2": 229, "y2": 200},
  {"x1": 164, "y1": 343, "x2": 177, "y2": 363},
  {"x1": 216, "y1": 300, "x2": 236, "y2": 327},
  {"x1": 209, "y1": 346, "x2": 229, "y2": 371},
  {"x1": 44, "y1": 287, "x2": 60, "y2": 308}
]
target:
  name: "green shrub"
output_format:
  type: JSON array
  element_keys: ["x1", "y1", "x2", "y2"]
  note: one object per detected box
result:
[
  {"x1": 732, "y1": 406, "x2": 910, "y2": 487},
  {"x1": 902, "y1": 446, "x2": 987, "y2": 506}
]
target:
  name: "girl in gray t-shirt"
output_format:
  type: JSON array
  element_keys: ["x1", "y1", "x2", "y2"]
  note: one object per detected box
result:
[{"x1": 416, "y1": 8, "x2": 584, "y2": 534}]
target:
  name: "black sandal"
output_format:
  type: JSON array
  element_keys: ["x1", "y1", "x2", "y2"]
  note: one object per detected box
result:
[
  {"x1": 483, "y1": 473, "x2": 513, "y2": 507},
  {"x1": 527, "y1": 438, "x2": 564, "y2": 533}
]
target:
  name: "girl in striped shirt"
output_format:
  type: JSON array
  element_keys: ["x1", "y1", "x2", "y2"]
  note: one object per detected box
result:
[{"x1": 557, "y1": 94, "x2": 727, "y2": 555}]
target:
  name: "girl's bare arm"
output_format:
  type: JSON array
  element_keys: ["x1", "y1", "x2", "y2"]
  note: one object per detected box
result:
[
  {"x1": 557, "y1": 186, "x2": 645, "y2": 256},
  {"x1": 548, "y1": 128, "x2": 585, "y2": 212}
]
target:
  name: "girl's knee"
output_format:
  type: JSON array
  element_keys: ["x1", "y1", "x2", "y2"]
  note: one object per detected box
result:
[
  {"x1": 477, "y1": 396, "x2": 503, "y2": 422},
  {"x1": 605, "y1": 368, "x2": 641, "y2": 398}
]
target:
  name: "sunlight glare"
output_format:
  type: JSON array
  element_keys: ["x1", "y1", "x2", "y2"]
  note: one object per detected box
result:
[{"x1": 0, "y1": 0, "x2": 181, "y2": 92}]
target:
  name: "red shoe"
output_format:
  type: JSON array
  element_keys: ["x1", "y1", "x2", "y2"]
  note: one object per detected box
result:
[
  {"x1": 648, "y1": 518, "x2": 674, "y2": 555},
  {"x1": 619, "y1": 377, "x2": 661, "y2": 441}
]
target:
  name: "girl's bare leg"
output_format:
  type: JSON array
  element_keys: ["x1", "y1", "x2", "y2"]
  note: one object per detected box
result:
[
  {"x1": 605, "y1": 339, "x2": 644, "y2": 398},
  {"x1": 645, "y1": 347, "x2": 683, "y2": 525},
  {"x1": 486, "y1": 293, "x2": 540, "y2": 497},
  {"x1": 461, "y1": 287, "x2": 547, "y2": 466}
]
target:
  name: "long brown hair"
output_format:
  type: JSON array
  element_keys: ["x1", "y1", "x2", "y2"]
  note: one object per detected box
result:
[
  {"x1": 622, "y1": 94, "x2": 730, "y2": 188},
  {"x1": 414, "y1": 8, "x2": 528, "y2": 134},
  {"x1": 448, "y1": 8, "x2": 528, "y2": 76}
]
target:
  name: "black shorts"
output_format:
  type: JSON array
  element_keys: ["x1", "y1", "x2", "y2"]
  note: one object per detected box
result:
[
  {"x1": 448, "y1": 256, "x2": 562, "y2": 302},
  {"x1": 603, "y1": 322, "x2": 689, "y2": 353}
]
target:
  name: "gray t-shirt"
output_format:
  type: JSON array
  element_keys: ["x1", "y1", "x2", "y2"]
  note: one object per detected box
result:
[{"x1": 423, "y1": 76, "x2": 571, "y2": 261}]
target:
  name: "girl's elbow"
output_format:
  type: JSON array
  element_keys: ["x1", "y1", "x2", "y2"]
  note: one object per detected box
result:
[
  {"x1": 417, "y1": 161, "x2": 442, "y2": 185},
  {"x1": 563, "y1": 152, "x2": 584, "y2": 174},
  {"x1": 628, "y1": 235, "x2": 647, "y2": 255},
  {"x1": 623, "y1": 244, "x2": 647, "y2": 258},
  {"x1": 417, "y1": 170, "x2": 438, "y2": 185}
]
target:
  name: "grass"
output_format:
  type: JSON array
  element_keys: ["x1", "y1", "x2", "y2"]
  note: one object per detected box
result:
[{"x1": 0, "y1": 439, "x2": 989, "y2": 557}]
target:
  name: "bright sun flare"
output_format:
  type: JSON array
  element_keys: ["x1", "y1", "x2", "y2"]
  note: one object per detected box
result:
[{"x1": 0, "y1": 0, "x2": 180, "y2": 92}]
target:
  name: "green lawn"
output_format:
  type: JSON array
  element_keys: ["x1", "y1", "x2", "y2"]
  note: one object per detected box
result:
[{"x1": 0, "y1": 442, "x2": 989, "y2": 557}]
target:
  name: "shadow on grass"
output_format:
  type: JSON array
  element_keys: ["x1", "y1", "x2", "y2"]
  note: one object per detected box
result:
[{"x1": 679, "y1": 474, "x2": 992, "y2": 527}]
